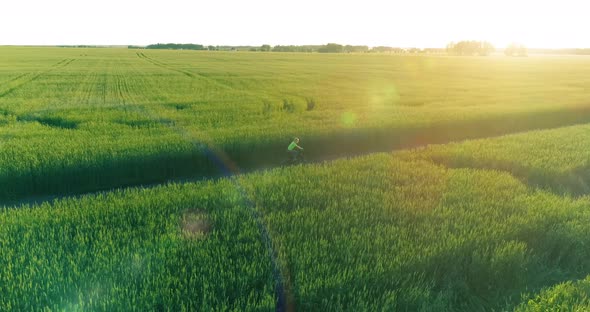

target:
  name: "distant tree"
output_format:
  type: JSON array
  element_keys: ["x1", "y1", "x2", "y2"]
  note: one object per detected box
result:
[
  {"x1": 272, "y1": 45, "x2": 289, "y2": 52},
  {"x1": 424, "y1": 48, "x2": 445, "y2": 54},
  {"x1": 272, "y1": 45, "x2": 319, "y2": 52},
  {"x1": 454, "y1": 41, "x2": 476, "y2": 55},
  {"x1": 447, "y1": 41, "x2": 494, "y2": 56},
  {"x1": 517, "y1": 45, "x2": 528, "y2": 57},
  {"x1": 480, "y1": 42, "x2": 495, "y2": 56},
  {"x1": 370, "y1": 46, "x2": 406, "y2": 53},
  {"x1": 505, "y1": 43, "x2": 527, "y2": 57},
  {"x1": 271, "y1": 45, "x2": 288, "y2": 52},
  {"x1": 446, "y1": 42, "x2": 455, "y2": 54},
  {"x1": 208, "y1": 45, "x2": 216, "y2": 51},
  {"x1": 261, "y1": 44, "x2": 271, "y2": 52},
  {"x1": 146, "y1": 43, "x2": 206, "y2": 50},
  {"x1": 318, "y1": 43, "x2": 344, "y2": 53},
  {"x1": 504, "y1": 44, "x2": 515, "y2": 56},
  {"x1": 343, "y1": 45, "x2": 369, "y2": 53},
  {"x1": 370, "y1": 46, "x2": 393, "y2": 53}
]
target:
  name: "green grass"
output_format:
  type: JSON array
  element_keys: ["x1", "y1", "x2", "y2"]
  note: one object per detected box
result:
[
  {"x1": 2, "y1": 47, "x2": 590, "y2": 200},
  {"x1": 516, "y1": 276, "x2": 590, "y2": 311},
  {"x1": 397, "y1": 123, "x2": 590, "y2": 195},
  {"x1": 0, "y1": 182, "x2": 276, "y2": 311},
  {"x1": 242, "y1": 155, "x2": 590, "y2": 310},
  {"x1": 4, "y1": 47, "x2": 590, "y2": 310},
  {"x1": 4, "y1": 145, "x2": 590, "y2": 310}
]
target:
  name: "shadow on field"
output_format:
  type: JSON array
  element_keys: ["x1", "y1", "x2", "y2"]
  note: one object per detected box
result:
[
  {"x1": 5, "y1": 106, "x2": 590, "y2": 206},
  {"x1": 229, "y1": 106, "x2": 590, "y2": 170},
  {"x1": 17, "y1": 115, "x2": 79, "y2": 129}
]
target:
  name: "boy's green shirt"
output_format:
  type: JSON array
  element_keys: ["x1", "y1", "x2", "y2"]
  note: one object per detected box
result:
[{"x1": 288, "y1": 141, "x2": 298, "y2": 151}]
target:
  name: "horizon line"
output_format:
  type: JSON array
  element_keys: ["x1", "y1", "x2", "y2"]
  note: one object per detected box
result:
[{"x1": 2, "y1": 43, "x2": 590, "y2": 50}]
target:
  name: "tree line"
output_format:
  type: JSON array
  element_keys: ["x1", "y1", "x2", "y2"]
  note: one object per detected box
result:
[
  {"x1": 58, "y1": 42, "x2": 589, "y2": 56},
  {"x1": 255, "y1": 43, "x2": 370, "y2": 53},
  {"x1": 504, "y1": 43, "x2": 528, "y2": 57},
  {"x1": 129, "y1": 42, "x2": 589, "y2": 56},
  {"x1": 446, "y1": 41, "x2": 495, "y2": 56},
  {"x1": 129, "y1": 43, "x2": 445, "y2": 54},
  {"x1": 139, "y1": 43, "x2": 207, "y2": 50}
]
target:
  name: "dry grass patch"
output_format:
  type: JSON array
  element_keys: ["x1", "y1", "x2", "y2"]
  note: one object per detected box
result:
[{"x1": 180, "y1": 209, "x2": 212, "y2": 239}]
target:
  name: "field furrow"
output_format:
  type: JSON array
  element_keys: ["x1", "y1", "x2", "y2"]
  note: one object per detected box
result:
[{"x1": 138, "y1": 52, "x2": 250, "y2": 93}]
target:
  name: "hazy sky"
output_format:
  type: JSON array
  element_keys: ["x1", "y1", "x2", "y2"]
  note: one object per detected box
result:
[{"x1": 1, "y1": 0, "x2": 588, "y2": 48}]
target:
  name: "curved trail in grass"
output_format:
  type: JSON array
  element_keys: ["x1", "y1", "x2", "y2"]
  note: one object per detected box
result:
[
  {"x1": 6, "y1": 120, "x2": 589, "y2": 209},
  {"x1": 2, "y1": 150, "x2": 338, "y2": 208}
]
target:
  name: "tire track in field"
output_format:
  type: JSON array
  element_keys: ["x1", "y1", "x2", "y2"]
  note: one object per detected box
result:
[
  {"x1": 0, "y1": 74, "x2": 37, "y2": 98},
  {"x1": 76, "y1": 70, "x2": 97, "y2": 106},
  {"x1": 68, "y1": 61, "x2": 99, "y2": 107},
  {"x1": 136, "y1": 52, "x2": 237, "y2": 91},
  {"x1": 99, "y1": 63, "x2": 108, "y2": 106},
  {"x1": 136, "y1": 52, "x2": 195, "y2": 78},
  {"x1": 80, "y1": 59, "x2": 109, "y2": 106},
  {"x1": 122, "y1": 57, "x2": 153, "y2": 106},
  {"x1": 114, "y1": 62, "x2": 147, "y2": 116},
  {"x1": 0, "y1": 72, "x2": 32, "y2": 85},
  {"x1": 116, "y1": 60, "x2": 132, "y2": 104},
  {"x1": 82, "y1": 69, "x2": 98, "y2": 105},
  {"x1": 0, "y1": 58, "x2": 77, "y2": 99},
  {"x1": 115, "y1": 73, "x2": 128, "y2": 105},
  {"x1": 118, "y1": 68, "x2": 141, "y2": 105}
]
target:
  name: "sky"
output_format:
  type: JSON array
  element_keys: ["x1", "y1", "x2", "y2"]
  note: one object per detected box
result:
[{"x1": 1, "y1": 0, "x2": 588, "y2": 48}]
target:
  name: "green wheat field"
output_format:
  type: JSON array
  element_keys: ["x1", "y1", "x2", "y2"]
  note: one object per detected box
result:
[{"x1": 2, "y1": 46, "x2": 590, "y2": 311}]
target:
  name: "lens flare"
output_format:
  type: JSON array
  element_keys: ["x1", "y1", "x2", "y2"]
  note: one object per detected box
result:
[
  {"x1": 369, "y1": 84, "x2": 400, "y2": 110},
  {"x1": 341, "y1": 111, "x2": 357, "y2": 127}
]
